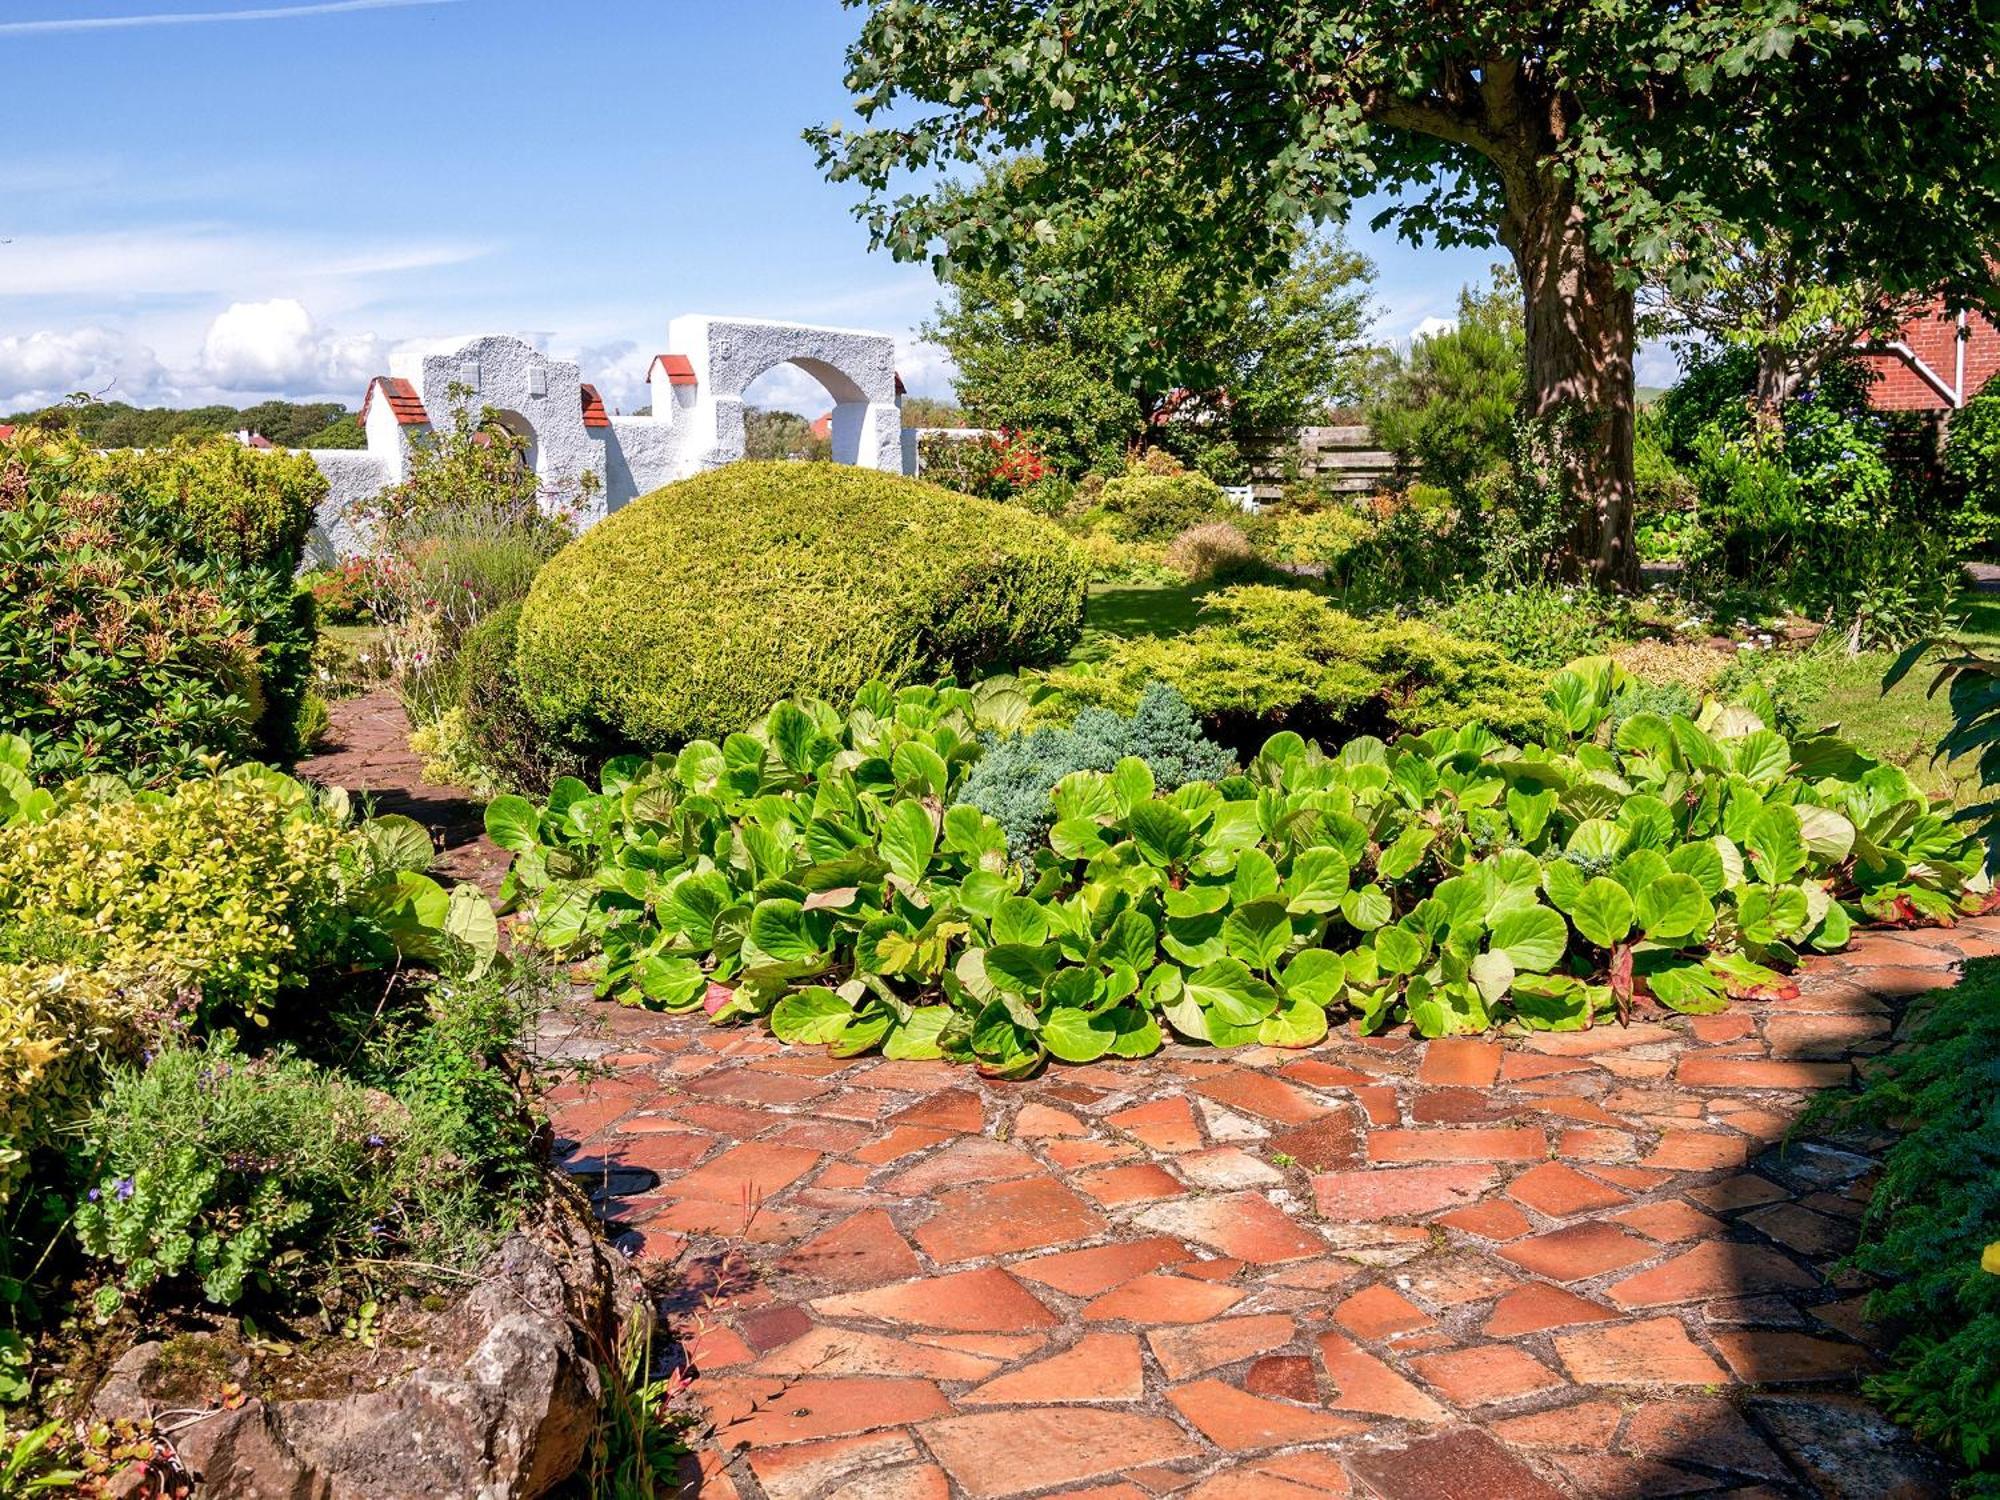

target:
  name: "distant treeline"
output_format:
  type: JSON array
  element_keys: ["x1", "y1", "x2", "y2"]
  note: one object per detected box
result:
[{"x1": 1, "y1": 399, "x2": 366, "y2": 450}]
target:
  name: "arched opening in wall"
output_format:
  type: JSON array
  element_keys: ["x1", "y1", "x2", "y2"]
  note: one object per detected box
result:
[
  {"x1": 737, "y1": 357, "x2": 872, "y2": 465},
  {"x1": 479, "y1": 408, "x2": 541, "y2": 478}
]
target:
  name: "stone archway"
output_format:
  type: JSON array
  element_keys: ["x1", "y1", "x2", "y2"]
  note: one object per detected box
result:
[{"x1": 665, "y1": 315, "x2": 904, "y2": 477}]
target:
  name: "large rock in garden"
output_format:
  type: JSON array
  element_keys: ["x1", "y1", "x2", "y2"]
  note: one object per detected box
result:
[
  {"x1": 91, "y1": 1197, "x2": 644, "y2": 1499},
  {"x1": 514, "y1": 461, "x2": 1089, "y2": 750}
]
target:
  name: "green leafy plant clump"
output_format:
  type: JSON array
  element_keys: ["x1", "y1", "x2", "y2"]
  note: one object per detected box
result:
[
  {"x1": 514, "y1": 462, "x2": 1090, "y2": 753},
  {"x1": 490, "y1": 660, "x2": 1985, "y2": 1075},
  {"x1": 1810, "y1": 961, "x2": 2000, "y2": 1490}
]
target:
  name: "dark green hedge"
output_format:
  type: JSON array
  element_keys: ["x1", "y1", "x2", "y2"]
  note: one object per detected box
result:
[{"x1": 514, "y1": 462, "x2": 1089, "y2": 750}]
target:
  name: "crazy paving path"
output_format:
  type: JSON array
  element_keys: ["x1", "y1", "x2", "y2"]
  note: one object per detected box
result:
[{"x1": 539, "y1": 920, "x2": 1997, "y2": 1500}]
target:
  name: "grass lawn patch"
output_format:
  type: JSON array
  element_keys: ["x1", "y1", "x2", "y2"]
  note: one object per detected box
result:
[{"x1": 1067, "y1": 580, "x2": 1211, "y2": 665}]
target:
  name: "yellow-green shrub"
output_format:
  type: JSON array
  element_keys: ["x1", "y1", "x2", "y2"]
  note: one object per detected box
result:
[
  {"x1": 0, "y1": 770, "x2": 349, "y2": 1031},
  {"x1": 515, "y1": 462, "x2": 1090, "y2": 750},
  {"x1": 1094, "y1": 469, "x2": 1237, "y2": 543},
  {"x1": 84, "y1": 438, "x2": 322, "y2": 569}
]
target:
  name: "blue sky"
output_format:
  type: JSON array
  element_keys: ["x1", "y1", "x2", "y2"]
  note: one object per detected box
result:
[{"x1": 0, "y1": 0, "x2": 1672, "y2": 418}]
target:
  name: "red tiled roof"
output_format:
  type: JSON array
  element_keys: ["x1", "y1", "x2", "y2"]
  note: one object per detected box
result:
[
  {"x1": 580, "y1": 383, "x2": 611, "y2": 428},
  {"x1": 0, "y1": 425, "x2": 14, "y2": 442},
  {"x1": 646, "y1": 353, "x2": 697, "y2": 387},
  {"x1": 359, "y1": 376, "x2": 429, "y2": 427}
]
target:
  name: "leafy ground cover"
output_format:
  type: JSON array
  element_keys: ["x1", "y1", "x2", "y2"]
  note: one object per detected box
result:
[{"x1": 490, "y1": 657, "x2": 1983, "y2": 1072}]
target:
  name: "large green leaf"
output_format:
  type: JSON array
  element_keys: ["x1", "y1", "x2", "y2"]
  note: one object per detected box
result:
[
  {"x1": 880, "y1": 799, "x2": 937, "y2": 889},
  {"x1": 1280, "y1": 949, "x2": 1347, "y2": 1006},
  {"x1": 1489, "y1": 904, "x2": 1566, "y2": 973},
  {"x1": 749, "y1": 898, "x2": 825, "y2": 963},
  {"x1": 992, "y1": 895, "x2": 1051, "y2": 947},
  {"x1": 1223, "y1": 899, "x2": 1292, "y2": 971},
  {"x1": 1570, "y1": 877, "x2": 1634, "y2": 948},
  {"x1": 483, "y1": 795, "x2": 541, "y2": 854},
  {"x1": 1258, "y1": 997, "x2": 1329, "y2": 1048},
  {"x1": 1130, "y1": 800, "x2": 1195, "y2": 867},
  {"x1": 1635, "y1": 873, "x2": 1714, "y2": 944},
  {"x1": 1340, "y1": 883, "x2": 1392, "y2": 931},
  {"x1": 1043, "y1": 1006, "x2": 1120, "y2": 1063},
  {"x1": 771, "y1": 986, "x2": 853, "y2": 1044},
  {"x1": 1746, "y1": 803, "x2": 1808, "y2": 884},
  {"x1": 1185, "y1": 957, "x2": 1280, "y2": 1026},
  {"x1": 882, "y1": 1005, "x2": 953, "y2": 1059}
]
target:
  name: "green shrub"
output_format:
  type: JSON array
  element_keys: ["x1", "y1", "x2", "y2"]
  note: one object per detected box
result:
[
  {"x1": 1424, "y1": 584, "x2": 1637, "y2": 671},
  {"x1": 1944, "y1": 384, "x2": 2000, "y2": 556},
  {"x1": 957, "y1": 683, "x2": 1231, "y2": 854},
  {"x1": 1366, "y1": 277, "x2": 1523, "y2": 506},
  {"x1": 492, "y1": 658, "x2": 1985, "y2": 1071},
  {"x1": 1040, "y1": 585, "x2": 1559, "y2": 752},
  {"x1": 0, "y1": 743, "x2": 494, "y2": 1202},
  {"x1": 444, "y1": 601, "x2": 589, "y2": 797},
  {"x1": 1095, "y1": 469, "x2": 1237, "y2": 543},
  {"x1": 515, "y1": 462, "x2": 1089, "y2": 751},
  {"x1": 1808, "y1": 962, "x2": 2000, "y2": 1486},
  {"x1": 0, "y1": 434, "x2": 323, "y2": 781},
  {"x1": 74, "y1": 1029, "x2": 518, "y2": 1313}
]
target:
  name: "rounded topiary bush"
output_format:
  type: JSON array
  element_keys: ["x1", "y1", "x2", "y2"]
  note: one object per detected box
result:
[{"x1": 515, "y1": 462, "x2": 1089, "y2": 749}]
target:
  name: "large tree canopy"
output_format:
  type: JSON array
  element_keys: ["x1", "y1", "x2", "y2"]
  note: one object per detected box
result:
[
  {"x1": 811, "y1": 1, "x2": 2000, "y2": 587},
  {"x1": 929, "y1": 162, "x2": 1376, "y2": 478}
]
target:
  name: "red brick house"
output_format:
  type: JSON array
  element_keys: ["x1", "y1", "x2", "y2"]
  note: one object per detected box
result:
[{"x1": 1859, "y1": 299, "x2": 2000, "y2": 412}]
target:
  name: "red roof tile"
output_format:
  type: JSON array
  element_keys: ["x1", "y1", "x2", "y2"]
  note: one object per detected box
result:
[
  {"x1": 895, "y1": 372, "x2": 907, "y2": 397},
  {"x1": 0, "y1": 425, "x2": 14, "y2": 442},
  {"x1": 580, "y1": 383, "x2": 611, "y2": 428},
  {"x1": 646, "y1": 353, "x2": 697, "y2": 387},
  {"x1": 359, "y1": 376, "x2": 429, "y2": 427}
]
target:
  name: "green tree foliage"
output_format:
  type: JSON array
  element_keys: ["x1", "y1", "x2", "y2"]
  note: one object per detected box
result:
[
  {"x1": 744, "y1": 407, "x2": 831, "y2": 462},
  {"x1": 1367, "y1": 275, "x2": 1525, "y2": 506},
  {"x1": 926, "y1": 160, "x2": 1375, "y2": 479},
  {"x1": 4, "y1": 399, "x2": 364, "y2": 449},
  {"x1": 811, "y1": 1, "x2": 2000, "y2": 589},
  {"x1": 899, "y1": 396, "x2": 967, "y2": 429}
]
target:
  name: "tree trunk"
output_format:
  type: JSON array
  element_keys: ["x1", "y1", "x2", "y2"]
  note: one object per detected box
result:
[{"x1": 1501, "y1": 176, "x2": 1641, "y2": 592}]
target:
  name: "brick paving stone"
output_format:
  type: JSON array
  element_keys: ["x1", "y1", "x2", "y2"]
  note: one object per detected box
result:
[
  {"x1": 1686, "y1": 1173, "x2": 1792, "y2": 1212},
  {"x1": 1499, "y1": 1222, "x2": 1659, "y2": 1281},
  {"x1": 1506, "y1": 1161, "x2": 1635, "y2": 1217},
  {"x1": 1013, "y1": 1101, "x2": 1089, "y2": 1137},
  {"x1": 880, "y1": 1137, "x2": 1039, "y2": 1193},
  {"x1": 1551, "y1": 1453, "x2": 1718, "y2": 1496},
  {"x1": 1481, "y1": 1283, "x2": 1621, "y2": 1337},
  {"x1": 1242, "y1": 1353, "x2": 1319, "y2": 1402},
  {"x1": 1408, "y1": 1344, "x2": 1566, "y2": 1408},
  {"x1": 1145, "y1": 1314, "x2": 1297, "y2": 1381},
  {"x1": 1106, "y1": 1095, "x2": 1204, "y2": 1152},
  {"x1": 913, "y1": 1175, "x2": 1109, "y2": 1262},
  {"x1": 1316, "y1": 1332, "x2": 1451, "y2": 1422},
  {"x1": 1609, "y1": 1199, "x2": 1729, "y2": 1243},
  {"x1": 1134, "y1": 1192, "x2": 1325, "y2": 1264},
  {"x1": 1742, "y1": 1201, "x2": 1857, "y2": 1257},
  {"x1": 1677, "y1": 1055, "x2": 1852, "y2": 1090},
  {"x1": 746, "y1": 1431, "x2": 922, "y2": 1500},
  {"x1": 1167, "y1": 1378, "x2": 1368, "y2": 1450},
  {"x1": 1010, "y1": 1236, "x2": 1192, "y2": 1297},
  {"x1": 1710, "y1": 1329, "x2": 1872, "y2": 1382},
  {"x1": 918, "y1": 1408, "x2": 1200, "y2": 1499},
  {"x1": 1606, "y1": 1240, "x2": 1818, "y2": 1307},
  {"x1": 1075, "y1": 1162, "x2": 1188, "y2": 1205},
  {"x1": 964, "y1": 1331, "x2": 1144, "y2": 1404},
  {"x1": 1196, "y1": 1068, "x2": 1341, "y2": 1124},
  {"x1": 751, "y1": 1326, "x2": 1003, "y2": 1381},
  {"x1": 1554, "y1": 1317, "x2": 1731, "y2": 1385},
  {"x1": 1490, "y1": 1399, "x2": 1624, "y2": 1451},
  {"x1": 1256, "y1": 1450, "x2": 1359, "y2": 1493},
  {"x1": 1366, "y1": 1126, "x2": 1549, "y2": 1163},
  {"x1": 1267, "y1": 1113, "x2": 1365, "y2": 1168},
  {"x1": 778, "y1": 1209, "x2": 923, "y2": 1288},
  {"x1": 1346, "y1": 1428, "x2": 1568, "y2": 1500},
  {"x1": 1313, "y1": 1163, "x2": 1499, "y2": 1219},
  {"x1": 815, "y1": 1268, "x2": 1060, "y2": 1332},
  {"x1": 1082, "y1": 1273, "x2": 1246, "y2": 1324},
  {"x1": 1434, "y1": 1197, "x2": 1535, "y2": 1240},
  {"x1": 1177, "y1": 1145, "x2": 1284, "y2": 1189},
  {"x1": 708, "y1": 1375, "x2": 950, "y2": 1447},
  {"x1": 828, "y1": 1464, "x2": 950, "y2": 1500},
  {"x1": 1621, "y1": 1398, "x2": 1790, "y2": 1482},
  {"x1": 1417, "y1": 1037, "x2": 1505, "y2": 1086},
  {"x1": 885, "y1": 1087, "x2": 985, "y2": 1133},
  {"x1": 1334, "y1": 1283, "x2": 1436, "y2": 1340},
  {"x1": 1642, "y1": 1131, "x2": 1752, "y2": 1170}
]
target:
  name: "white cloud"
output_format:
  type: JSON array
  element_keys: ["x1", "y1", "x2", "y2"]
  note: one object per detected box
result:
[
  {"x1": 0, "y1": 228, "x2": 483, "y2": 300},
  {"x1": 199, "y1": 298, "x2": 385, "y2": 393},
  {"x1": 0, "y1": 327, "x2": 168, "y2": 410},
  {"x1": 0, "y1": 0, "x2": 460, "y2": 37},
  {"x1": 1409, "y1": 315, "x2": 1456, "y2": 343}
]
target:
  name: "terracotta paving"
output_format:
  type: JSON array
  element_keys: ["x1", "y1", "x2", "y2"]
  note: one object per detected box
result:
[{"x1": 538, "y1": 920, "x2": 2000, "y2": 1500}]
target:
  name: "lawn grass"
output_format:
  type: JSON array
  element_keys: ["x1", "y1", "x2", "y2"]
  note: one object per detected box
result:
[{"x1": 1066, "y1": 580, "x2": 1209, "y2": 665}]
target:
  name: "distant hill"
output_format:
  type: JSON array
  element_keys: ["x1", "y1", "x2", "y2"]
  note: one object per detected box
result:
[
  {"x1": 1, "y1": 399, "x2": 365, "y2": 449},
  {"x1": 1637, "y1": 385, "x2": 1669, "y2": 406}
]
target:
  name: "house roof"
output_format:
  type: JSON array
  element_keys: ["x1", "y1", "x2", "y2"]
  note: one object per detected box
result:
[
  {"x1": 646, "y1": 353, "x2": 698, "y2": 387},
  {"x1": 0, "y1": 426, "x2": 14, "y2": 442},
  {"x1": 359, "y1": 376, "x2": 429, "y2": 427},
  {"x1": 895, "y1": 372, "x2": 907, "y2": 397},
  {"x1": 580, "y1": 383, "x2": 611, "y2": 428}
]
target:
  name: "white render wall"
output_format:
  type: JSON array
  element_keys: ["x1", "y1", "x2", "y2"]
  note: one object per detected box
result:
[{"x1": 301, "y1": 320, "x2": 911, "y2": 557}]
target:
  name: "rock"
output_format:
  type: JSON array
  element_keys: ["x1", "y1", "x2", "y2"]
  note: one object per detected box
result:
[{"x1": 93, "y1": 1195, "x2": 646, "y2": 1500}]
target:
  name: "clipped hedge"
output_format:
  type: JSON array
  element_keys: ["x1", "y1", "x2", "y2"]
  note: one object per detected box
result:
[
  {"x1": 489, "y1": 659, "x2": 1985, "y2": 1073},
  {"x1": 515, "y1": 462, "x2": 1089, "y2": 750}
]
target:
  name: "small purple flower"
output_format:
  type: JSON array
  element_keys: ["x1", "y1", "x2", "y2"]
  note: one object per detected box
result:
[
  {"x1": 87, "y1": 1187, "x2": 100, "y2": 1202},
  {"x1": 114, "y1": 1177, "x2": 135, "y2": 1202},
  {"x1": 365, "y1": 1134, "x2": 387, "y2": 1149}
]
